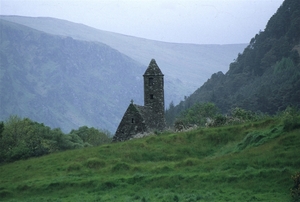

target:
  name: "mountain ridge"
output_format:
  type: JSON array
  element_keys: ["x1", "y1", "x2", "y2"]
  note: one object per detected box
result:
[
  {"x1": 0, "y1": 15, "x2": 247, "y2": 105},
  {"x1": 0, "y1": 19, "x2": 144, "y2": 132},
  {"x1": 0, "y1": 16, "x2": 246, "y2": 132}
]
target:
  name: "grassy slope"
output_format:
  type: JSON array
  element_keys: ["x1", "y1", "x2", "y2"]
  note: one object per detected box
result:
[{"x1": 0, "y1": 118, "x2": 299, "y2": 202}]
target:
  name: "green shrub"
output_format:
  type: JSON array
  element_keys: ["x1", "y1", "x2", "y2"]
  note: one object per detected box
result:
[
  {"x1": 213, "y1": 114, "x2": 227, "y2": 126},
  {"x1": 283, "y1": 107, "x2": 300, "y2": 132},
  {"x1": 176, "y1": 102, "x2": 219, "y2": 128},
  {"x1": 0, "y1": 115, "x2": 113, "y2": 164},
  {"x1": 70, "y1": 126, "x2": 112, "y2": 146},
  {"x1": 231, "y1": 107, "x2": 258, "y2": 121}
]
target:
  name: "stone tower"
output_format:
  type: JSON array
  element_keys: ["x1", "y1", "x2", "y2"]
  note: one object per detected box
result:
[
  {"x1": 143, "y1": 59, "x2": 165, "y2": 130},
  {"x1": 112, "y1": 59, "x2": 165, "y2": 142}
]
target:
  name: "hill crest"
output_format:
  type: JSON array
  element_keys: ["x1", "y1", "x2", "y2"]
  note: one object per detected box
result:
[{"x1": 0, "y1": 15, "x2": 247, "y2": 105}]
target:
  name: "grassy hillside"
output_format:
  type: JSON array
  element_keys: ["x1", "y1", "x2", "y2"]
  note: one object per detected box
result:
[
  {"x1": 1, "y1": 115, "x2": 299, "y2": 201},
  {"x1": 0, "y1": 15, "x2": 247, "y2": 104}
]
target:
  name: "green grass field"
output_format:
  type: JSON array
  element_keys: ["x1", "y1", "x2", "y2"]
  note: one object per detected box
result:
[{"x1": 0, "y1": 117, "x2": 299, "y2": 202}]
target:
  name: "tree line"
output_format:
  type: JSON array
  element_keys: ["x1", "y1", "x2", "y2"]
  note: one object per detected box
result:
[
  {"x1": 0, "y1": 115, "x2": 111, "y2": 164},
  {"x1": 168, "y1": 102, "x2": 267, "y2": 130},
  {"x1": 167, "y1": 102, "x2": 300, "y2": 135}
]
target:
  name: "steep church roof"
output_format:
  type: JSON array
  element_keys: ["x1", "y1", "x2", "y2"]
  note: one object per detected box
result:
[
  {"x1": 144, "y1": 59, "x2": 163, "y2": 76},
  {"x1": 133, "y1": 104, "x2": 154, "y2": 129}
]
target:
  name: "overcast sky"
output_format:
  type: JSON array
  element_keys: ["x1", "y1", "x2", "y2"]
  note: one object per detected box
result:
[{"x1": 1, "y1": 0, "x2": 284, "y2": 44}]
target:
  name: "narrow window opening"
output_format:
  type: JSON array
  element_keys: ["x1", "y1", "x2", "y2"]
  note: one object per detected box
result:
[
  {"x1": 149, "y1": 78, "x2": 154, "y2": 86},
  {"x1": 131, "y1": 118, "x2": 135, "y2": 123},
  {"x1": 150, "y1": 94, "x2": 154, "y2": 99}
]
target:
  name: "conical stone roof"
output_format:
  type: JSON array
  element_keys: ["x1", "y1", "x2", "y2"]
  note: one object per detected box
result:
[{"x1": 143, "y1": 59, "x2": 163, "y2": 76}]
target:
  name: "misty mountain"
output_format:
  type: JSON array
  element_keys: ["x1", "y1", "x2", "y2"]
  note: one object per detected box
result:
[
  {"x1": 166, "y1": 0, "x2": 300, "y2": 125},
  {"x1": 0, "y1": 19, "x2": 144, "y2": 132},
  {"x1": 0, "y1": 16, "x2": 246, "y2": 133},
  {"x1": 0, "y1": 15, "x2": 247, "y2": 105}
]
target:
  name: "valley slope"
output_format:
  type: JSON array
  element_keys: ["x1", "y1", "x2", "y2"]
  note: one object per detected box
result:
[
  {"x1": 0, "y1": 15, "x2": 247, "y2": 105},
  {"x1": 0, "y1": 19, "x2": 144, "y2": 132},
  {"x1": 0, "y1": 16, "x2": 246, "y2": 132}
]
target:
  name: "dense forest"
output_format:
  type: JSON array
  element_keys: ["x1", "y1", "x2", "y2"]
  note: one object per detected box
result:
[
  {"x1": 0, "y1": 116, "x2": 111, "y2": 164},
  {"x1": 166, "y1": 0, "x2": 300, "y2": 127}
]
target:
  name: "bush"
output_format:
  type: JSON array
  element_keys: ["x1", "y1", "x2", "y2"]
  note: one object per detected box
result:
[
  {"x1": 0, "y1": 116, "x2": 112, "y2": 164},
  {"x1": 0, "y1": 116, "x2": 50, "y2": 162},
  {"x1": 111, "y1": 162, "x2": 130, "y2": 172},
  {"x1": 70, "y1": 126, "x2": 112, "y2": 146},
  {"x1": 176, "y1": 102, "x2": 219, "y2": 128},
  {"x1": 213, "y1": 114, "x2": 227, "y2": 126},
  {"x1": 283, "y1": 107, "x2": 300, "y2": 132},
  {"x1": 231, "y1": 107, "x2": 261, "y2": 122}
]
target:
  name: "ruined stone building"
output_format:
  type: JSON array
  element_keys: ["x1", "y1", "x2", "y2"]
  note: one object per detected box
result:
[{"x1": 112, "y1": 59, "x2": 166, "y2": 142}]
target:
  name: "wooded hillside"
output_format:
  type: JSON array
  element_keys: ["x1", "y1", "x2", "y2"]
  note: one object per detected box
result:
[{"x1": 166, "y1": 0, "x2": 300, "y2": 126}]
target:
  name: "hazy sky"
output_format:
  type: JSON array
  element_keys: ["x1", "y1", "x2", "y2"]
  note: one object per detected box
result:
[{"x1": 1, "y1": 0, "x2": 284, "y2": 44}]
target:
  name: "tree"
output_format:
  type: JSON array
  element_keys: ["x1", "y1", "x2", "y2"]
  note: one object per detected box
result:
[
  {"x1": 70, "y1": 126, "x2": 111, "y2": 147},
  {"x1": 0, "y1": 116, "x2": 112, "y2": 164},
  {"x1": 165, "y1": 101, "x2": 176, "y2": 127},
  {"x1": 0, "y1": 116, "x2": 53, "y2": 162},
  {"x1": 176, "y1": 102, "x2": 219, "y2": 127}
]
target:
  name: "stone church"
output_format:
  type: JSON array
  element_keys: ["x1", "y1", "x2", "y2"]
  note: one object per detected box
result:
[{"x1": 112, "y1": 59, "x2": 166, "y2": 142}]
